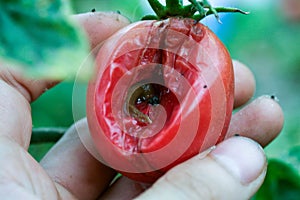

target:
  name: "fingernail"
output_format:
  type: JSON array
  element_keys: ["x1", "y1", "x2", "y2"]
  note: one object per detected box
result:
[
  {"x1": 210, "y1": 137, "x2": 266, "y2": 185},
  {"x1": 197, "y1": 146, "x2": 216, "y2": 159}
]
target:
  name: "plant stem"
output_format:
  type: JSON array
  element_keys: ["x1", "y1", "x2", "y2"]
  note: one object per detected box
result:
[
  {"x1": 166, "y1": 0, "x2": 181, "y2": 8},
  {"x1": 193, "y1": 7, "x2": 249, "y2": 21},
  {"x1": 145, "y1": 0, "x2": 248, "y2": 21},
  {"x1": 148, "y1": 0, "x2": 166, "y2": 18},
  {"x1": 188, "y1": 0, "x2": 206, "y2": 16},
  {"x1": 31, "y1": 127, "x2": 67, "y2": 144},
  {"x1": 166, "y1": 0, "x2": 183, "y2": 15},
  {"x1": 212, "y1": 7, "x2": 250, "y2": 15}
]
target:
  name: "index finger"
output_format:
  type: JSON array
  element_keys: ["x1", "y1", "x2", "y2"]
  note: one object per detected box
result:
[
  {"x1": 74, "y1": 11, "x2": 130, "y2": 49},
  {"x1": 40, "y1": 12, "x2": 131, "y2": 199},
  {"x1": 0, "y1": 12, "x2": 130, "y2": 150}
]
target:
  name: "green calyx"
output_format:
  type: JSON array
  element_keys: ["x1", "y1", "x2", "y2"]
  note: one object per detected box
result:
[{"x1": 142, "y1": 0, "x2": 249, "y2": 22}]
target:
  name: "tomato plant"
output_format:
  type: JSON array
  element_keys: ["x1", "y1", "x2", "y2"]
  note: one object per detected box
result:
[{"x1": 86, "y1": 0, "x2": 246, "y2": 183}]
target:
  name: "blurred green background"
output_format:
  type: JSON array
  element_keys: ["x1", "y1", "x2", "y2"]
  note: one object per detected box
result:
[{"x1": 30, "y1": 0, "x2": 300, "y2": 197}]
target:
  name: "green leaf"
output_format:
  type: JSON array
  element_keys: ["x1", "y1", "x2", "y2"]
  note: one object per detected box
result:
[
  {"x1": 0, "y1": 0, "x2": 90, "y2": 79},
  {"x1": 285, "y1": 146, "x2": 300, "y2": 177},
  {"x1": 29, "y1": 142, "x2": 55, "y2": 161},
  {"x1": 253, "y1": 146, "x2": 300, "y2": 200}
]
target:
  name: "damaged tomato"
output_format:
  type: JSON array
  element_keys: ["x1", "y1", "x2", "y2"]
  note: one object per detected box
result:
[{"x1": 87, "y1": 0, "x2": 246, "y2": 183}]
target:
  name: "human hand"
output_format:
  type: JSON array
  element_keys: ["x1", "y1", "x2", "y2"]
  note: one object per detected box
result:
[{"x1": 0, "y1": 12, "x2": 283, "y2": 200}]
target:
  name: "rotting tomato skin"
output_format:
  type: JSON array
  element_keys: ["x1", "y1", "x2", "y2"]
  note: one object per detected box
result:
[{"x1": 87, "y1": 18, "x2": 234, "y2": 183}]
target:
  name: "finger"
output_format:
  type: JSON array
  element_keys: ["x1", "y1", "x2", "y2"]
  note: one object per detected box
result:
[
  {"x1": 100, "y1": 176, "x2": 149, "y2": 200},
  {"x1": 1, "y1": 12, "x2": 129, "y2": 102},
  {"x1": 0, "y1": 12, "x2": 130, "y2": 149},
  {"x1": 0, "y1": 65, "x2": 58, "y2": 102},
  {"x1": 226, "y1": 96, "x2": 284, "y2": 147},
  {"x1": 2, "y1": 12, "x2": 129, "y2": 101},
  {"x1": 0, "y1": 61, "x2": 60, "y2": 150},
  {"x1": 74, "y1": 12, "x2": 130, "y2": 50},
  {"x1": 40, "y1": 14, "x2": 129, "y2": 198},
  {"x1": 232, "y1": 60, "x2": 256, "y2": 108},
  {"x1": 136, "y1": 137, "x2": 267, "y2": 200},
  {"x1": 41, "y1": 119, "x2": 116, "y2": 200},
  {"x1": 1, "y1": 11, "x2": 129, "y2": 101}
]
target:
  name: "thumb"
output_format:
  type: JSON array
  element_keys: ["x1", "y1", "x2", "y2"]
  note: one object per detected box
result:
[{"x1": 136, "y1": 137, "x2": 267, "y2": 200}]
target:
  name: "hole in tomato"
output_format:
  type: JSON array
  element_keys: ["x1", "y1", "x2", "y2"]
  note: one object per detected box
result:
[{"x1": 126, "y1": 83, "x2": 172, "y2": 126}]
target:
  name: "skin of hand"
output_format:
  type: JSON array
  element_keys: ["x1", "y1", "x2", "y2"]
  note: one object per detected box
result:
[
  {"x1": 0, "y1": 12, "x2": 284, "y2": 200},
  {"x1": 282, "y1": 0, "x2": 300, "y2": 21}
]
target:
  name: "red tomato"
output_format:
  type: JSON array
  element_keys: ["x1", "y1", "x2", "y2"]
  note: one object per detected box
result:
[{"x1": 87, "y1": 18, "x2": 234, "y2": 183}]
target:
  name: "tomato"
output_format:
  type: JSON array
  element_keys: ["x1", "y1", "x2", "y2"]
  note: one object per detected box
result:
[{"x1": 87, "y1": 17, "x2": 234, "y2": 183}]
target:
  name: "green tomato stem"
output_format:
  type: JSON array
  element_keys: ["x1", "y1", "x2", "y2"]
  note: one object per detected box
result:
[
  {"x1": 145, "y1": 0, "x2": 249, "y2": 21},
  {"x1": 188, "y1": 0, "x2": 206, "y2": 17},
  {"x1": 166, "y1": 0, "x2": 181, "y2": 8},
  {"x1": 166, "y1": 0, "x2": 183, "y2": 15},
  {"x1": 148, "y1": 0, "x2": 166, "y2": 18},
  {"x1": 193, "y1": 7, "x2": 250, "y2": 21}
]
